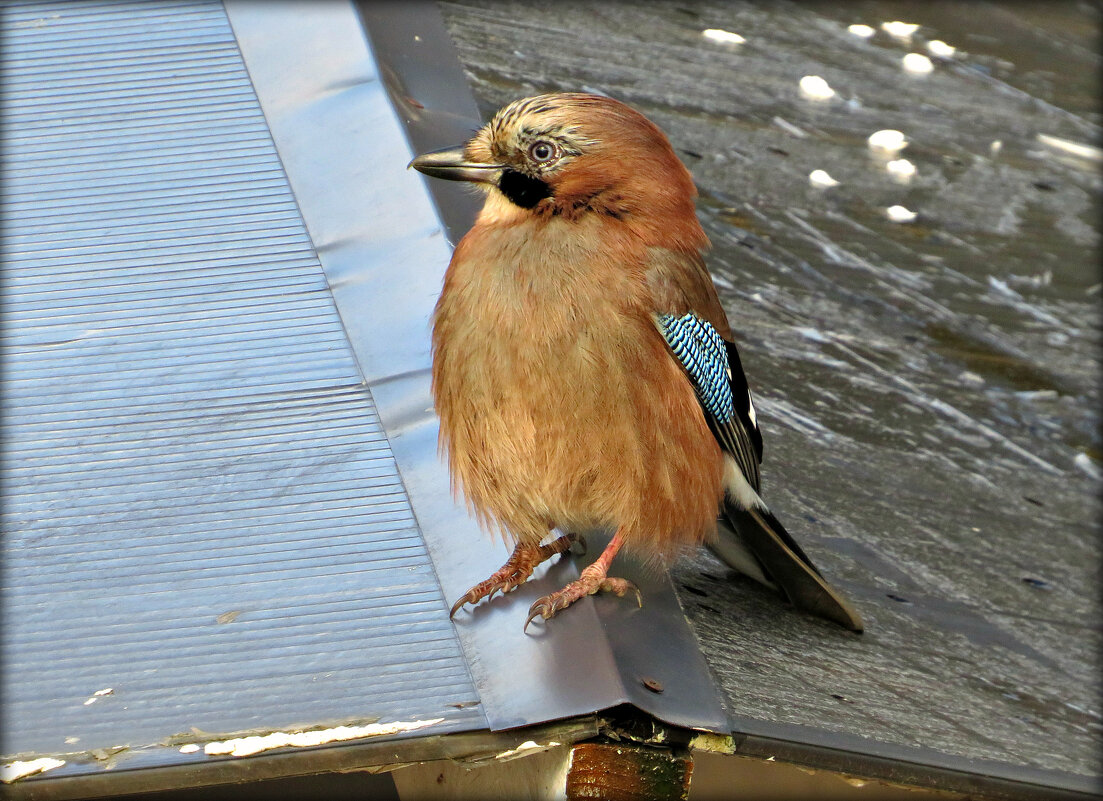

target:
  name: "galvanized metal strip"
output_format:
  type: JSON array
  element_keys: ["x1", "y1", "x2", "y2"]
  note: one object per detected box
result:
[{"x1": 229, "y1": 0, "x2": 730, "y2": 733}]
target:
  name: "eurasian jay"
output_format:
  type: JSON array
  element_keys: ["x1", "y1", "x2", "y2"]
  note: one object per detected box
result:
[{"x1": 411, "y1": 93, "x2": 863, "y2": 633}]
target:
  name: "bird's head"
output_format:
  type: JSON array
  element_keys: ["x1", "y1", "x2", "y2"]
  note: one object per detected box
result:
[{"x1": 410, "y1": 93, "x2": 701, "y2": 242}]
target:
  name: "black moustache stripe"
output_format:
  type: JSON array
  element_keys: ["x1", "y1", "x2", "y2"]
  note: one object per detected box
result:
[{"x1": 499, "y1": 169, "x2": 552, "y2": 209}]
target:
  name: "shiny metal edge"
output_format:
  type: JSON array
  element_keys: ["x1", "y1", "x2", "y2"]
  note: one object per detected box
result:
[
  {"x1": 2, "y1": 0, "x2": 480, "y2": 785},
  {"x1": 215, "y1": 3, "x2": 1103, "y2": 798},
  {"x1": 221, "y1": 0, "x2": 489, "y2": 734},
  {"x1": 2, "y1": 718, "x2": 602, "y2": 801}
]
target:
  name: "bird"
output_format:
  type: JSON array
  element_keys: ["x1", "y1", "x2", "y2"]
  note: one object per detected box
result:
[{"x1": 410, "y1": 92, "x2": 863, "y2": 633}]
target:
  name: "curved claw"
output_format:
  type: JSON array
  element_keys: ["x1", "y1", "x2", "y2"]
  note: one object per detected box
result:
[
  {"x1": 449, "y1": 581, "x2": 513, "y2": 619},
  {"x1": 449, "y1": 534, "x2": 580, "y2": 623},
  {"x1": 523, "y1": 597, "x2": 557, "y2": 633},
  {"x1": 596, "y1": 576, "x2": 642, "y2": 607},
  {"x1": 523, "y1": 607, "x2": 543, "y2": 634},
  {"x1": 449, "y1": 591, "x2": 477, "y2": 619}
]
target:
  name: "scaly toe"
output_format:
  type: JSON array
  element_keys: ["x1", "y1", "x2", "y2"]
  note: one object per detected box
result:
[
  {"x1": 449, "y1": 576, "x2": 520, "y2": 619},
  {"x1": 451, "y1": 535, "x2": 582, "y2": 621},
  {"x1": 522, "y1": 573, "x2": 641, "y2": 633},
  {"x1": 523, "y1": 591, "x2": 577, "y2": 632},
  {"x1": 599, "y1": 577, "x2": 642, "y2": 606}
]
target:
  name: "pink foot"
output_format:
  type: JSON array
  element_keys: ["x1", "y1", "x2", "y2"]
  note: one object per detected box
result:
[{"x1": 524, "y1": 529, "x2": 639, "y2": 632}]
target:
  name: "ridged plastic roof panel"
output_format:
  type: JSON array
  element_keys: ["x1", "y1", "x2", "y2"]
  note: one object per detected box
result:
[{"x1": 1, "y1": 0, "x2": 483, "y2": 770}]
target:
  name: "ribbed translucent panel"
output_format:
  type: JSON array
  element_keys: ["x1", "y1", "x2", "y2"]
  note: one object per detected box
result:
[{"x1": 1, "y1": 0, "x2": 482, "y2": 762}]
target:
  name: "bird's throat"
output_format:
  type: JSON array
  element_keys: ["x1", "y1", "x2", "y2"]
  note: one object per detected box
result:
[{"x1": 498, "y1": 169, "x2": 552, "y2": 209}]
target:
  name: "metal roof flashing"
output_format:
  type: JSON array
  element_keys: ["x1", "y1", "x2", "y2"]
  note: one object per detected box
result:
[
  {"x1": 223, "y1": 0, "x2": 730, "y2": 736},
  {"x1": 330, "y1": 3, "x2": 1103, "y2": 798}
]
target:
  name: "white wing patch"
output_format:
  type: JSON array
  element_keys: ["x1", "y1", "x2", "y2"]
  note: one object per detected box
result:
[{"x1": 723, "y1": 454, "x2": 766, "y2": 511}]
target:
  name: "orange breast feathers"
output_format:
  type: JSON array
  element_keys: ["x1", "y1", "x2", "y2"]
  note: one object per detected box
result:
[{"x1": 430, "y1": 215, "x2": 724, "y2": 556}]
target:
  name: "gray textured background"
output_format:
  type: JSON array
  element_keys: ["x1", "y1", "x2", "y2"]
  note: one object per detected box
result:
[{"x1": 437, "y1": 0, "x2": 1101, "y2": 779}]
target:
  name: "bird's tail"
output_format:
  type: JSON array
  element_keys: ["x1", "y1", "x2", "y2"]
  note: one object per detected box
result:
[{"x1": 711, "y1": 501, "x2": 864, "y2": 632}]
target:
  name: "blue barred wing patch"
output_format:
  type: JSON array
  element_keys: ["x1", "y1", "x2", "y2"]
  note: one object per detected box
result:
[{"x1": 658, "y1": 313, "x2": 734, "y2": 424}]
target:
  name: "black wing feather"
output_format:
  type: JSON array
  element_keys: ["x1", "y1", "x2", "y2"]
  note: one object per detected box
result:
[
  {"x1": 723, "y1": 340, "x2": 762, "y2": 462},
  {"x1": 714, "y1": 339, "x2": 762, "y2": 492}
]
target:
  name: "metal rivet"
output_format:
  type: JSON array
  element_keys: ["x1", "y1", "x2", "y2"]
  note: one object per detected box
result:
[{"x1": 641, "y1": 677, "x2": 664, "y2": 693}]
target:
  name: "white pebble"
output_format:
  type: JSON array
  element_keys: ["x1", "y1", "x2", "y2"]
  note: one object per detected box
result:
[
  {"x1": 1074, "y1": 452, "x2": 1102, "y2": 480},
  {"x1": 1036, "y1": 133, "x2": 1103, "y2": 163},
  {"x1": 809, "y1": 169, "x2": 840, "y2": 188},
  {"x1": 886, "y1": 158, "x2": 916, "y2": 182},
  {"x1": 868, "y1": 129, "x2": 908, "y2": 152},
  {"x1": 990, "y1": 140, "x2": 1003, "y2": 156},
  {"x1": 903, "y1": 53, "x2": 934, "y2": 73},
  {"x1": 1016, "y1": 390, "x2": 1058, "y2": 401},
  {"x1": 881, "y1": 21, "x2": 919, "y2": 39},
  {"x1": 886, "y1": 205, "x2": 917, "y2": 223},
  {"x1": 799, "y1": 75, "x2": 835, "y2": 101},
  {"x1": 958, "y1": 371, "x2": 986, "y2": 387},
  {"x1": 702, "y1": 28, "x2": 745, "y2": 45},
  {"x1": 847, "y1": 23, "x2": 875, "y2": 38},
  {"x1": 926, "y1": 39, "x2": 956, "y2": 58}
]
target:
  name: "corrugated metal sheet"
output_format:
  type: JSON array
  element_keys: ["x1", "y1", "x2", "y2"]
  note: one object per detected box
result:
[{"x1": 1, "y1": 0, "x2": 483, "y2": 767}]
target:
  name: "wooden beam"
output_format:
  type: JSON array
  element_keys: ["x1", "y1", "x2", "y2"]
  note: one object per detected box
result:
[{"x1": 567, "y1": 743, "x2": 692, "y2": 801}]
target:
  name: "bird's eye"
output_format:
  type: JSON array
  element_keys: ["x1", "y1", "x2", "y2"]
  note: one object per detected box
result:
[{"x1": 528, "y1": 141, "x2": 558, "y2": 163}]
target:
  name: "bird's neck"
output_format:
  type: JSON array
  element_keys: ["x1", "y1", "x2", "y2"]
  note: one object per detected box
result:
[
  {"x1": 446, "y1": 213, "x2": 651, "y2": 331},
  {"x1": 475, "y1": 187, "x2": 705, "y2": 255}
]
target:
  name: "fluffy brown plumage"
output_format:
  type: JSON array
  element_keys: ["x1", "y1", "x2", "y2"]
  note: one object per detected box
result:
[{"x1": 412, "y1": 92, "x2": 863, "y2": 632}]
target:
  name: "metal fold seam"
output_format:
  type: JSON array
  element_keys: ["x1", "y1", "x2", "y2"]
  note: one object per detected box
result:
[
  {"x1": 227, "y1": 0, "x2": 726, "y2": 735},
  {"x1": 345, "y1": 5, "x2": 1103, "y2": 800}
]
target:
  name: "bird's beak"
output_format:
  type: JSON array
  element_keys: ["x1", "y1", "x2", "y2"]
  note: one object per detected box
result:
[{"x1": 408, "y1": 146, "x2": 503, "y2": 185}]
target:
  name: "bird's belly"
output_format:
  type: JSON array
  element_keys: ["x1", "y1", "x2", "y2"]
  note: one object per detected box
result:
[
  {"x1": 456, "y1": 322, "x2": 625, "y2": 528},
  {"x1": 434, "y1": 306, "x2": 724, "y2": 549}
]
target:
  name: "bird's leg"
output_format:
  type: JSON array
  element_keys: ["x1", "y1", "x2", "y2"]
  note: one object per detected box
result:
[
  {"x1": 449, "y1": 532, "x2": 579, "y2": 618},
  {"x1": 525, "y1": 529, "x2": 640, "y2": 632}
]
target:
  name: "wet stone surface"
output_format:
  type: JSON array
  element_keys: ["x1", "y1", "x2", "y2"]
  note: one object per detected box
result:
[{"x1": 438, "y1": 0, "x2": 1101, "y2": 780}]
